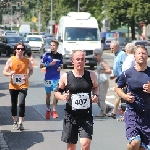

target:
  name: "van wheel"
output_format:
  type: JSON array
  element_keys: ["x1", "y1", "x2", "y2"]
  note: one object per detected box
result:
[{"x1": 63, "y1": 64, "x2": 67, "y2": 69}]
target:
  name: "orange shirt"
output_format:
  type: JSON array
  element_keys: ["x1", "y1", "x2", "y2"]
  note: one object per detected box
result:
[{"x1": 9, "y1": 56, "x2": 29, "y2": 90}]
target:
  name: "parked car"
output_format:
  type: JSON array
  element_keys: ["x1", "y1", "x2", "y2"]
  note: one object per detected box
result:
[
  {"x1": 40, "y1": 37, "x2": 56, "y2": 59},
  {"x1": 3, "y1": 30, "x2": 19, "y2": 36},
  {"x1": 0, "y1": 35, "x2": 32, "y2": 57},
  {"x1": 132, "y1": 40, "x2": 150, "y2": 56},
  {"x1": 40, "y1": 32, "x2": 55, "y2": 39},
  {"x1": 103, "y1": 37, "x2": 128, "y2": 51},
  {"x1": 25, "y1": 35, "x2": 44, "y2": 53},
  {"x1": 103, "y1": 38, "x2": 113, "y2": 50}
]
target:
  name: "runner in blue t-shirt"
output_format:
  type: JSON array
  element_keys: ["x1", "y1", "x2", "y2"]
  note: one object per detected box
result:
[
  {"x1": 115, "y1": 45, "x2": 150, "y2": 150},
  {"x1": 40, "y1": 40, "x2": 63, "y2": 119}
]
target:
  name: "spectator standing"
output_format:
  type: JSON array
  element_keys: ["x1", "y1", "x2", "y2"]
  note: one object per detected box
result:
[
  {"x1": 107, "y1": 40, "x2": 126, "y2": 119},
  {"x1": 94, "y1": 48, "x2": 112, "y2": 117},
  {"x1": 117, "y1": 43, "x2": 136, "y2": 121}
]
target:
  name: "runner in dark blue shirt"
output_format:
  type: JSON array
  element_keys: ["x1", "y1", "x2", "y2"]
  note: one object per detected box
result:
[
  {"x1": 40, "y1": 40, "x2": 63, "y2": 119},
  {"x1": 115, "y1": 45, "x2": 150, "y2": 150}
]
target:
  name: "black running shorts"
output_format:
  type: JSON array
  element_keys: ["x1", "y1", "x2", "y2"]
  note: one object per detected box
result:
[{"x1": 61, "y1": 113, "x2": 93, "y2": 144}]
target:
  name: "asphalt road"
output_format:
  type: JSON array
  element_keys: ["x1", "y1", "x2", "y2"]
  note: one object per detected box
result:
[{"x1": 0, "y1": 51, "x2": 142, "y2": 150}]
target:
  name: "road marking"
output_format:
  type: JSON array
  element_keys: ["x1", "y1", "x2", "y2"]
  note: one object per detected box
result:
[{"x1": 32, "y1": 106, "x2": 46, "y2": 119}]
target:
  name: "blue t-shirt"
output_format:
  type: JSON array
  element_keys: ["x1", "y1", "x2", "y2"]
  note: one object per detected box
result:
[
  {"x1": 117, "y1": 67, "x2": 150, "y2": 110},
  {"x1": 113, "y1": 50, "x2": 126, "y2": 77},
  {"x1": 41, "y1": 52, "x2": 63, "y2": 80}
]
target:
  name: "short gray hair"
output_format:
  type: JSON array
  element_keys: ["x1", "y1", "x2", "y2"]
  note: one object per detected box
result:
[
  {"x1": 125, "y1": 43, "x2": 136, "y2": 54},
  {"x1": 94, "y1": 48, "x2": 103, "y2": 55},
  {"x1": 110, "y1": 40, "x2": 119, "y2": 46}
]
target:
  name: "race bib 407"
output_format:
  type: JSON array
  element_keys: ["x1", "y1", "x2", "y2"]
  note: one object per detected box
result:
[{"x1": 71, "y1": 93, "x2": 90, "y2": 110}]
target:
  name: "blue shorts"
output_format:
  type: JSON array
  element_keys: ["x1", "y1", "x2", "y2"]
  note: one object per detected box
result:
[
  {"x1": 44, "y1": 79, "x2": 59, "y2": 94},
  {"x1": 124, "y1": 109, "x2": 150, "y2": 149}
]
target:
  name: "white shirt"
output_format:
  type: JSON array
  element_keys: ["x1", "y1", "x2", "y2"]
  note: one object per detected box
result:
[{"x1": 122, "y1": 54, "x2": 135, "y2": 72}]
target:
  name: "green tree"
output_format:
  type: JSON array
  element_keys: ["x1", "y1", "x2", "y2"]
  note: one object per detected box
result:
[
  {"x1": 61, "y1": 0, "x2": 104, "y2": 28},
  {"x1": 103, "y1": 0, "x2": 150, "y2": 40}
]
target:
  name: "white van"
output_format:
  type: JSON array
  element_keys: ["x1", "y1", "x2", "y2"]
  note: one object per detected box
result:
[
  {"x1": 56, "y1": 12, "x2": 103, "y2": 69},
  {"x1": 19, "y1": 24, "x2": 31, "y2": 38},
  {"x1": 19, "y1": 24, "x2": 30, "y2": 33}
]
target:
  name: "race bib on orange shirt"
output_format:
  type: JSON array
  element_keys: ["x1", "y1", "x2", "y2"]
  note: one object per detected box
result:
[{"x1": 12, "y1": 74, "x2": 25, "y2": 85}]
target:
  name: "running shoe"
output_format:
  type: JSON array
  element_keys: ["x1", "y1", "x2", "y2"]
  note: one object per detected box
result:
[
  {"x1": 46, "y1": 110, "x2": 50, "y2": 119},
  {"x1": 18, "y1": 123, "x2": 24, "y2": 131},
  {"x1": 51, "y1": 111, "x2": 58, "y2": 118},
  {"x1": 13, "y1": 122, "x2": 18, "y2": 130},
  {"x1": 106, "y1": 113, "x2": 116, "y2": 119}
]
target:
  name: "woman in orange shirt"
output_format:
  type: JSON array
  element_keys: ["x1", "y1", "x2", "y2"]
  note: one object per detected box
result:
[{"x1": 3, "y1": 42, "x2": 33, "y2": 130}]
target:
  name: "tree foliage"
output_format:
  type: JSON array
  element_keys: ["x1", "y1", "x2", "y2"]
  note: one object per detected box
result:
[
  {"x1": 0, "y1": 0, "x2": 150, "y2": 40},
  {"x1": 103, "y1": 0, "x2": 150, "y2": 39}
]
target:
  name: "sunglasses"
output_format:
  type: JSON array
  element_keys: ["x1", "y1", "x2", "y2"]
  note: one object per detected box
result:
[{"x1": 16, "y1": 48, "x2": 25, "y2": 51}]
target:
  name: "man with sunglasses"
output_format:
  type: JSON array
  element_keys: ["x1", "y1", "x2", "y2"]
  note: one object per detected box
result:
[
  {"x1": 107, "y1": 40, "x2": 126, "y2": 119},
  {"x1": 40, "y1": 40, "x2": 63, "y2": 119},
  {"x1": 3, "y1": 42, "x2": 33, "y2": 130}
]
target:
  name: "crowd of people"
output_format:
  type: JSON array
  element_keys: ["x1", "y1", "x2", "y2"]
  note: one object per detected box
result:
[{"x1": 2, "y1": 39, "x2": 150, "y2": 150}]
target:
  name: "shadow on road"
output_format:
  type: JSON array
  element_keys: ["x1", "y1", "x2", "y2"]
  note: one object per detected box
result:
[
  {"x1": 32, "y1": 104, "x2": 66, "y2": 121},
  {"x1": 0, "y1": 82, "x2": 9, "y2": 90},
  {"x1": 0, "y1": 93, "x2": 7, "y2": 97},
  {"x1": 3, "y1": 130, "x2": 44, "y2": 150}
]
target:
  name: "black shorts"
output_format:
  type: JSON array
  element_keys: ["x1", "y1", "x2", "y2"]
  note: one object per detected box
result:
[{"x1": 61, "y1": 113, "x2": 93, "y2": 144}]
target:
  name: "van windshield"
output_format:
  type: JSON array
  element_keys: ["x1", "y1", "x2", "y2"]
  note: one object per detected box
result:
[{"x1": 64, "y1": 27, "x2": 99, "y2": 41}]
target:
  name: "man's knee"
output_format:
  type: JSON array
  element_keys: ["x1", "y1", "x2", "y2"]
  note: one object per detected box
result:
[
  {"x1": 127, "y1": 140, "x2": 141, "y2": 150},
  {"x1": 67, "y1": 143, "x2": 76, "y2": 150},
  {"x1": 80, "y1": 138, "x2": 91, "y2": 150}
]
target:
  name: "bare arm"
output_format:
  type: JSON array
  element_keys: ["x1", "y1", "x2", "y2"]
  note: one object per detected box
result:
[
  {"x1": 90, "y1": 71, "x2": 99, "y2": 94},
  {"x1": 90, "y1": 71, "x2": 99, "y2": 103},
  {"x1": 27, "y1": 59, "x2": 33, "y2": 77},
  {"x1": 115, "y1": 85, "x2": 134, "y2": 103},
  {"x1": 3, "y1": 58, "x2": 14, "y2": 76},
  {"x1": 98, "y1": 61, "x2": 112, "y2": 74},
  {"x1": 54, "y1": 73, "x2": 69, "y2": 101}
]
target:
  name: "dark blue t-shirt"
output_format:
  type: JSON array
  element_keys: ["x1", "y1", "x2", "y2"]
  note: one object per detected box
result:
[
  {"x1": 117, "y1": 67, "x2": 150, "y2": 110},
  {"x1": 41, "y1": 52, "x2": 63, "y2": 80}
]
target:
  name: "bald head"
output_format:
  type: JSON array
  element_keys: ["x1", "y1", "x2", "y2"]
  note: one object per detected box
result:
[{"x1": 72, "y1": 50, "x2": 85, "y2": 59}]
